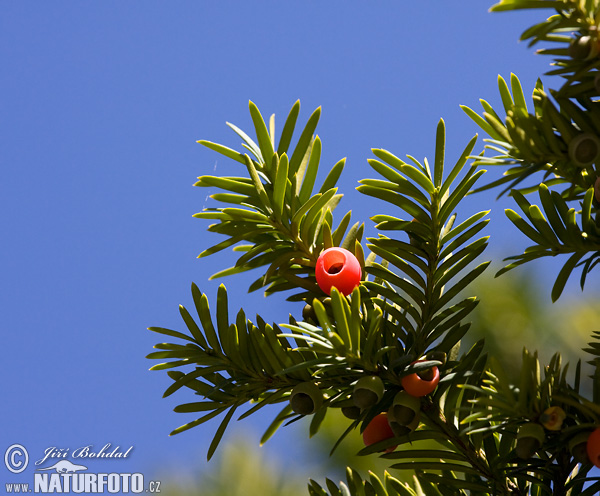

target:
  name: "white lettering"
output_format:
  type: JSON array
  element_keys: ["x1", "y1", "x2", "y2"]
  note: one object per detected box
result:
[
  {"x1": 107, "y1": 473, "x2": 120, "y2": 493},
  {"x1": 35, "y1": 472, "x2": 145, "y2": 493},
  {"x1": 10, "y1": 451, "x2": 22, "y2": 470},
  {"x1": 35, "y1": 447, "x2": 69, "y2": 466},
  {"x1": 71, "y1": 444, "x2": 133, "y2": 460},
  {"x1": 34, "y1": 474, "x2": 48, "y2": 492},
  {"x1": 131, "y1": 473, "x2": 143, "y2": 493},
  {"x1": 121, "y1": 473, "x2": 130, "y2": 492},
  {"x1": 72, "y1": 445, "x2": 91, "y2": 458},
  {"x1": 60, "y1": 473, "x2": 72, "y2": 492},
  {"x1": 84, "y1": 473, "x2": 96, "y2": 493},
  {"x1": 48, "y1": 474, "x2": 61, "y2": 492},
  {"x1": 97, "y1": 474, "x2": 107, "y2": 492},
  {"x1": 71, "y1": 473, "x2": 84, "y2": 494},
  {"x1": 97, "y1": 444, "x2": 111, "y2": 458}
]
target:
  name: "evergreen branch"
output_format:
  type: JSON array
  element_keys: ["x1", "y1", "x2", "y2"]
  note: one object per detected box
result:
[
  {"x1": 151, "y1": 89, "x2": 600, "y2": 492},
  {"x1": 497, "y1": 184, "x2": 600, "y2": 300},
  {"x1": 359, "y1": 121, "x2": 490, "y2": 359},
  {"x1": 195, "y1": 101, "x2": 359, "y2": 300},
  {"x1": 463, "y1": 76, "x2": 600, "y2": 203}
]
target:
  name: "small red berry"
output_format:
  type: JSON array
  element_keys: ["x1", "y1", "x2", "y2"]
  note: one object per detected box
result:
[
  {"x1": 401, "y1": 361, "x2": 440, "y2": 397},
  {"x1": 586, "y1": 427, "x2": 600, "y2": 468},
  {"x1": 315, "y1": 247, "x2": 362, "y2": 296},
  {"x1": 362, "y1": 413, "x2": 397, "y2": 453}
]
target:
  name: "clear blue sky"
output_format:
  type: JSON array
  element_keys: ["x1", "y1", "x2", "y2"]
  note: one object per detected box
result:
[{"x1": 1, "y1": 0, "x2": 589, "y2": 490}]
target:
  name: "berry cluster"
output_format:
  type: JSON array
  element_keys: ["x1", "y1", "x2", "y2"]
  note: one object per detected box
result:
[
  {"x1": 516, "y1": 408, "x2": 600, "y2": 468},
  {"x1": 288, "y1": 247, "x2": 443, "y2": 451},
  {"x1": 289, "y1": 363, "x2": 441, "y2": 452}
]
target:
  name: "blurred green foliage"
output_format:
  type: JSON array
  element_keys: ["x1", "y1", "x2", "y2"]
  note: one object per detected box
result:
[
  {"x1": 465, "y1": 267, "x2": 599, "y2": 381},
  {"x1": 157, "y1": 438, "x2": 308, "y2": 496}
]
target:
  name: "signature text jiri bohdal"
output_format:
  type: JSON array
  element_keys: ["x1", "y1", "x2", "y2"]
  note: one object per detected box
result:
[{"x1": 35, "y1": 444, "x2": 133, "y2": 465}]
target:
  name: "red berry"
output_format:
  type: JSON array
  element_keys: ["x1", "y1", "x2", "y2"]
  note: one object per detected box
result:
[
  {"x1": 401, "y1": 361, "x2": 440, "y2": 397},
  {"x1": 315, "y1": 247, "x2": 362, "y2": 296},
  {"x1": 362, "y1": 413, "x2": 397, "y2": 453},
  {"x1": 586, "y1": 427, "x2": 600, "y2": 468}
]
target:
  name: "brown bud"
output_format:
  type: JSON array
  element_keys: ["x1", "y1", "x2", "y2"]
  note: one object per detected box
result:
[
  {"x1": 290, "y1": 382, "x2": 322, "y2": 415},
  {"x1": 425, "y1": 350, "x2": 447, "y2": 365},
  {"x1": 516, "y1": 423, "x2": 545, "y2": 459},
  {"x1": 389, "y1": 391, "x2": 421, "y2": 426},
  {"x1": 353, "y1": 376, "x2": 385, "y2": 409},
  {"x1": 594, "y1": 73, "x2": 600, "y2": 94},
  {"x1": 302, "y1": 304, "x2": 317, "y2": 323},
  {"x1": 568, "y1": 133, "x2": 600, "y2": 167},
  {"x1": 569, "y1": 432, "x2": 591, "y2": 464},
  {"x1": 569, "y1": 36, "x2": 599, "y2": 60},
  {"x1": 387, "y1": 391, "x2": 421, "y2": 438},
  {"x1": 388, "y1": 414, "x2": 420, "y2": 438},
  {"x1": 341, "y1": 405, "x2": 361, "y2": 420}
]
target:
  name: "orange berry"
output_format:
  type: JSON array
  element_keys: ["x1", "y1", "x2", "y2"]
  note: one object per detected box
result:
[
  {"x1": 586, "y1": 427, "x2": 600, "y2": 468},
  {"x1": 362, "y1": 413, "x2": 397, "y2": 453},
  {"x1": 315, "y1": 247, "x2": 362, "y2": 296},
  {"x1": 401, "y1": 361, "x2": 440, "y2": 397}
]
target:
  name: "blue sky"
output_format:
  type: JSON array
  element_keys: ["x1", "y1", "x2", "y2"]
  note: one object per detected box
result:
[{"x1": 1, "y1": 0, "x2": 592, "y2": 490}]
